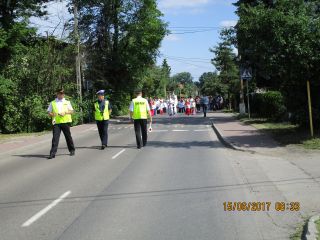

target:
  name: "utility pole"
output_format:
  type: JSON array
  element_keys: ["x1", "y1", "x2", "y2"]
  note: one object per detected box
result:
[{"x1": 73, "y1": 0, "x2": 83, "y2": 123}]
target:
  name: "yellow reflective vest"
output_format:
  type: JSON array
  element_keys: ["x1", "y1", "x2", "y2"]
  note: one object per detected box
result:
[
  {"x1": 132, "y1": 98, "x2": 148, "y2": 120},
  {"x1": 94, "y1": 100, "x2": 110, "y2": 121},
  {"x1": 51, "y1": 100, "x2": 72, "y2": 125}
]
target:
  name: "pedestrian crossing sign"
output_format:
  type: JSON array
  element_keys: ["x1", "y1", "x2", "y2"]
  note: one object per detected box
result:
[{"x1": 241, "y1": 68, "x2": 252, "y2": 80}]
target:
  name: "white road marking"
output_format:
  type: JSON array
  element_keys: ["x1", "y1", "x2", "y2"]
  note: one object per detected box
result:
[
  {"x1": 125, "y1": 126, "x2": 128, "y2": 129},
  {"x1": 118, "y1": 127, "x2": 122, "y2": 130},
  {"x1": 22, "y1": 191, "x2": 71, "y2": 227},
  {"x1": 172, "y1": 130, "x2": 189, "y2": 132},
  {"x1": 152, "y1": 130, "x2": 169, "y2": 132},
  {"x1": 130, "y1": 127, "x2": 133, "y2": 129},
  {"x1": 112, "y1": 149, "x2": 126, "y2": 159},
  {"x1": 194, "y1": 129, "x2": 208, "y2": 132}
]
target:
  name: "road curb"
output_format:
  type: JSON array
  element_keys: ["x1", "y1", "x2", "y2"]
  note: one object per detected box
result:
[
  {"x1": 305, "y1": 215, "x2": 320, "y2": 240},
  {"x1": 211, "y1": 122, "x2": 242, "y2": 151},
  {"x1": 211, "y1": 121, "x2": 255, "y2": 153}
]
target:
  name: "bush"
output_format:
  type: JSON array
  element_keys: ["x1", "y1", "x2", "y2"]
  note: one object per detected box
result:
[
  {"x1": 252, "y1": 91, "x2": 287, "y2": 121},
  {"x1": 109, "y1": 92, "x2": 131, "y2": 116}
]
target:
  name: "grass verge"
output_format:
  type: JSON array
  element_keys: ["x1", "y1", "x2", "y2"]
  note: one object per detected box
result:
[
  {"x1": 236, "y1": 115, "x2": 320, "y2": 150},
  {"x1": 0, "y1": 131, "x2": 49, "y2": 142},
  {"x1": 290, "y1": 222, "x2": 305, "y2": 240},
  {"x1": 316, "y1": 218, "x2": 320, "y2": 240}
]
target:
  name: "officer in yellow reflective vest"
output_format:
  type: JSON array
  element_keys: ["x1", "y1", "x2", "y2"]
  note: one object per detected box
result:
[
  {"x1": 94, "y1": 90, "x2": 112, "y2": 150},
  {"x1": 47, "y1": 89, "x2": 75, "y2": 159},
  {"x1": 129, "y1": 89, "x2": 152, "y2": 149}
]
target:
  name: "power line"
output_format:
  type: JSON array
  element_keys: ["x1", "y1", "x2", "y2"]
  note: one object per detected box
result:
[
  {"x1": 165, "y1": 57, "x2": 212, "y2": 64},
  {"x1": 161, "y1": 54, "x2": 212, "y2": 63},
  {"x1": 167, "y1": 26, "x2": 232, "y2": 34},
  {"x1": 165, "y1": 57, "x2": 213, "y2": 70},
  {"x1": 169, "y1": 29, "x2": 219, "y2": 35},
  {"x1": 168, "y1": 26, "x2": 222, "y2": 29}
]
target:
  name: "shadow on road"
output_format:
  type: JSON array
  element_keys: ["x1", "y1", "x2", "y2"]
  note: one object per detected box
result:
[
  {"x1": 1, "y1": 176, "x2": 319, "y2": 209},
  {"x1": 12, "y1": 154, "x2": 69, "y2": 159},
  {"x1": 61, "y1": 146, "x2": 138, "y2": 150}
]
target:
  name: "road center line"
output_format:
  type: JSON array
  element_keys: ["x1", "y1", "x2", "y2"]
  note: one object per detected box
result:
[
  {"x1": 172, "y1": 130, "x2": 189, "y2": 132},
  {"x1": 112, "y1": 149, "x2": 126, "y2": 159},
  {"x1": 22, "y1": 191, "x2": 71, "y2": 227},
  {"x1": 194, "y1": 129, "x2": 209, "y2": 132}
]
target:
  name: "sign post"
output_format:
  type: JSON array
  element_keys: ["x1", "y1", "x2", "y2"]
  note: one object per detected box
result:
[
  {"x1": 239, "y1": 75, "x2": 245, "y2": 115},
  {"x1": 246, "y1": 79, "x2": 251, "y2": 119},
  {"x1": 240, "y1": 68, "x2": 252, "y2": 118},
  {"x1": 307, "y1": 80, "x2": 314, "y2": 137}
]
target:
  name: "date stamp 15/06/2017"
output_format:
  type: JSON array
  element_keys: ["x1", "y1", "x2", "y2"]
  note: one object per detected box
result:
[{"x1": 223, "y1": 202, "x2": 300, "y2": 212}]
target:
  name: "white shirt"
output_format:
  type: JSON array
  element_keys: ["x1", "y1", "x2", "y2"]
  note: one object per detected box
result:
[
  {"x1": 129, "y1": 96, "x2": 150, "y2": 112},
  {"x1": 47, "y1": 98, "x2": 73, "y2": 113}
]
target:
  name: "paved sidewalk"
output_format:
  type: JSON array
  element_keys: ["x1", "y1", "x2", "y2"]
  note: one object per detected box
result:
[
  {"x1": 209, "y1": 112, "x2": 281, "y2": 153},
  {"x1": 210, "y1": 112, "x2": 320, "y2": 228}
]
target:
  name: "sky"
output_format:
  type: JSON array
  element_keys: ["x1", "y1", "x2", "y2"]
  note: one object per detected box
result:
[{"x1": 30, "y1": 0, "x2": 238, "y2": 81}]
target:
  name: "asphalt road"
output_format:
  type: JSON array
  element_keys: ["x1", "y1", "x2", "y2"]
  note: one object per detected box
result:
[{"x1": 0, "y1": 114, "x2": 318, "y2": 240}]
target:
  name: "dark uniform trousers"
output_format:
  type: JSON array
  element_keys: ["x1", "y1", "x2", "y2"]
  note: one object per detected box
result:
[
  {"x1": 134, "y1": 119, "x2": 148, "y2": 148},
  {"x1": 96, "y1": 120, "x2": 109, "y2": 146},
  {"x1": 202, "y1": 104, "x2": 208, "y2": 117},
  {"x1": 50, "y1": 123, "x2": 75, "y2": 156}
]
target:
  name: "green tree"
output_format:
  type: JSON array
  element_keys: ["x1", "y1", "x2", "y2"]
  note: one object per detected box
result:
[
  {"x1": 161, "y1": 59, "x2": 171, "y2": 97},
  {"x1": 169, "y1": 72, "x2": 197, "y2": 97},
  {"x1": 199, "y1": 72, "x2": 228, "y2": 97},
  {"x1": 235, "y1": 0, "x2": 320, "y2": 124},
  {"x1": 210, "y1": 29, "x2": 239, "y2": 109},
  {"x1": 0, "y1": 37, "x2": 77, "y2": 133},
  {"x1": 76, "y1": 0, "x2": 167, "y2": 94},
  {"x1": 0, "y1": 0, "x2": 53, "y2": 68}
]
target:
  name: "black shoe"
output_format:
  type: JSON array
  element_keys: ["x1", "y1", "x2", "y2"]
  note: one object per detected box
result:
[
  {"x1": 70, "y1": 151, "x2": 75, "y2": 156},
  {"x1": 48, "y1": 155, "x2": 55, "y2": 159},
  {"x1": 101, "y1": 145, "x2": 106, "y2": 150},
  {"x1": 137, "y1": 146, "x2": 141, "y2": 149}
]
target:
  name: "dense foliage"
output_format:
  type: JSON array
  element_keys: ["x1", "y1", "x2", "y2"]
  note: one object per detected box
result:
[
  {"x1": 235, "y1": 0, "x2": 320, "y2": 126},
  {"x1": 75, "y1": 0, "x2": 167, "y2": 109},
  {"x1": 168, "y1": 72, "x2": 198, "y2": 97},
  {"x1": 0, "y1": 0, "x2": 168, "y2": 133},
  {"x1": 251, "y1": 91, "x2": 287, "y2": 120}
]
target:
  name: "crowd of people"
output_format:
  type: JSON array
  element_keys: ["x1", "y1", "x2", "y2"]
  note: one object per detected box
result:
[{"x1": 147, "y1": 94, "x2": 225, "y2": 117}]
